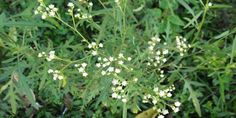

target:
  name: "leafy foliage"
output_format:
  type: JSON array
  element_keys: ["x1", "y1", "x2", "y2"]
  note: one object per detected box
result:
[{"x1": 0, "y1": 0, "x2": 236, "y2": 117}]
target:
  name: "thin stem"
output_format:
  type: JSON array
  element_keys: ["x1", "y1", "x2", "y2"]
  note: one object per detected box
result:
[
  {"x1": 192, "y1": 0, "x2": 209, "y2": 43},
  {"x1": 55, "y1": 15, "x2": 90, "y2": 44},
  {"x1": 122, "y1": 102, "x2": 127, "y2": 118}
]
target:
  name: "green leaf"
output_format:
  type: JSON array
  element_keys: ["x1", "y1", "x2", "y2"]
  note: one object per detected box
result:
[
  {"x1": 230, "y1": 36, "x2": 236, "y2": 64},
  {"x1": 184, "y1": 79, "x2": 202, "y2": 117},
  {"x1": 168, "y1": 14, "x2": 185, "y2": 26},
  {"x1": 213, "y1": 30, "x2": 229, "y2": 39}
]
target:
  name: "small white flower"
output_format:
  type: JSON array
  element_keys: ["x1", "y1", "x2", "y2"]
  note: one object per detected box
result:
[
  {"x1": 118, "y1": 60, "x2": 124, "y2": 65},
  {"x1": 127, "y1": 57, "x2": 132, "y2": 61},
  {"x1": 67, "y1": 2, "x2": 74, "y2": 7},
  {"x1": 101, "y1": 71, "x2": 106, "y2": 75},
  {"x1": 78, "y1": 67, "x2": 84, "y2": 73},
  {"x1": 173, "y1": 107, "x2": 179, "y2": 113},
  {"x1": 38, "y1": 53, "x2": 43, "y2": 57},
  {"x1": 153, "y1": 87, "x2": 159, "y2": 92},
  {"x1": 58, "y1": 75, "x2": 64, "y2": 80},
  {"x1": 208, "y1": 2, "x2": 213, "y2": 7},
  {"x1": 121, "y1": 81, "x2": 127, "y2": 86},
  {"x1": 98, "y1": 43, "x2": 103, "y2": 47},
  {"x1": 41, "y1": 12, "x2": 47, "y2": 19},
  {"x1": 88, "y1": 44, "x2": 92, "y2": 48},
  {"x1": 112, "y1": 79, "x2": 119, "y2": 85},
  {"x1": 48, "y1": 69, "x2": 54, "y2": 73},
  {"x1": 157, "y1": 115, "x2": 164, "y2": 118},
  {"x1": 92, "y1": 50, "x2": 98, "y2": 56},
  {"x1": 96, "y1": 63, "x2": 101, "y2": 67},
  {"x1": 112, "y1": 92, "x2": 118, "y2": 98},
  {"x1": 109, "y1": 57, "x2": 114, "y2": 61},
  {"x1": 118, "y1": 53, "x2": 124, "y2": 58},
  {"x1": 122, "y1": 98, "x2": 127, "y2": 103},
  {"x1": 91, "y1": 42, "x2": 96, "y2": 46},
  {"x1": 159, "y1": 91, "x2": 165, "y2": 97},
  {"x1": 167, "y1": 93, "x2": 172, "y2": 97},
  {"x1": 107, "y1": 67, "x2": 114, "y2": 72},
  {"x1": 103, "y1": 58, "x2": 108, "y2": 62},
  {"x1": 133, "y1": 78, "x2": 138, "y2": 82},
  {"x1": 115, "y1": 68, "x2": 121, "y2": 73},
  {"x1": 162, "y1": 109, "x2": 169, "y2": 115},
  {"x1": 163, "y1": 49, "x2": 169, "y2": 55},
  {"x1": 152, "y1": 99, "x2": 157, "y2": 104},
  {"x1": 81, "y1": 63, "x2": 87, "y2": 67},
  {"x1": 174, "y1": 101, "x2": 181, "y2": 107},
  {"x1": 82, "y1": 72, "x2": 88, "y2": 77},
  {"x1": 49, "y1": 4, "x2": 55, "y2": 9},
  {"x1": 88, "y1": 2, "x2": 93, "y2": 7}
]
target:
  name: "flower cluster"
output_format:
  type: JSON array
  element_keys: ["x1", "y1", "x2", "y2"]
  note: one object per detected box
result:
[
  {"x1": 67, "y1": 2, "x2": 93, "y2": 19},
  {"x1": 38, "y1": 51, "x2": 56, "y2": 61},
  {"x1": 48, "y1": 69, "x2": 64, "y2": 80},
  {"x1": 88, "y1": 42, "x2": 103, "y2": 56},
  {"x1": 147, "y1": 36, "x2": 169, "y2": 67},
  {"x1": 34, "y1": 1, "x2": 58, "y2": 19},
  {"x1": 176, "y1": 36, "x2": 191, "y2": 56},
  {"x1": 111, "y1": 79, "x2": 128, "y2": 103},
  {"x1": 95, "y1": 53, "x2": 131, "y2": 76},
  {"x1": 74, "y1": 63, "x2": 88, "y2": 77},
  {"x1": 142, "y1": 85, "x2": 181, "y2": 116}
]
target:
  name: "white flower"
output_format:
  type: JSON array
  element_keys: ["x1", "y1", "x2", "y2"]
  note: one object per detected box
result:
[
  {"x1": 159, "y1": 91, "x2": 165, "y2": 97},
  {"x1": 118, "y1": 53, "x2": 124, "y2": 58},
  {"x1": 58, "y1": 75, "x2": 64, "y2": 80},
  {"x1": 115, "y1": 68, "x2": 121, "y2": 73},
  {"x1": 101, "y1": 71, "x2": 106, "y2": 75},
  {"x1": 167, "y1": 93, "x2": 172, "y2": 97},
  {"x1": 96, "y1": 63, "x2": 101, "y2": 67},
  {"x1": 112, "y1": 79, "x2": 119, "y2": 85},
  {"x1": 153, "y1": 87, "x2": 159, "y2": 92},
  {"x1": 91, "y1": 42, "x2": 96, "y2": 46},
  {"x1": 121, "y1": 81, "x2": 127, "y2": 86},
  {"x1": 173, "y1": 107, "x2": 179, "y2": 113},
  {"x1": 107, "y1": 67, "x2": 114, "y2": 72},
  {"x1": 88, "y1": 44, "x2": 92, "y2": 48},
  {"x1": 133, "y1": 78, "x2": 138, "y2": 82},
  {"x1": 208, "y1": 2, "x2": 213, "y2": 6},
  {"x1": 92, "y1": 50, "x2": 98, "y2": 56},
  {"x1": 48, "y1": 69, "x2": 54, "y2": 73},
  {"x1": 157, "y1": 115, "x2": 164, "y2": 118},
  {"x1": 163, "y1": 49, "x2": 169, "y2": 55},
  {"x1": 118, "y1": 60, "x2": 124, "y2": 65},
  {"x1": 152, "y1": 99, "x2": 157, "y2": 104},
  {"x1": 103, "y1": 58, "x2": 108, "y2": 62},
  {"x1": 174, "y1": 101, "x2": 181, "y2": 107},
  {"x1": 127, "y1": 57, "x2": 132, "y2": 61},
  {"x1": 162, "y1": 109, "x2": 169, "y2": 115},
  {"x1": 82, "y1": 72, "x2": 88, "y2": 77},
  {"x1": 41, "y1": 12, "x2": 47, "y2": 19},
  {"x1": 67, "y1": 2, "x2": 74, "y2": 7},
  {"x1": 112, "y1": 92, "x2": 118, "y2": 98},
  {"x1": 122, "y1": 98, "x2": 127, "y2": 103},
  {"x1": 38, "y1": 53, "x2": 43, "y2": 57},
  {"x1": 98, "y1": 43, "x2": 103, "y2": 47},
  {"x1": 109, "y1": 57, "x2": 114, "y2": 61},
  {"x1": 78, "y1": 67, "x2": 84, "y2": 72},
  {"x1": 49, "y1": 4, "x2": 55, "y2": 9},
  {"x1": 81, "y1": 63, "x2": 87, "y2": 67},
  {"x1": 88, "y1": 2, "x2": 93, "y2": 7}
]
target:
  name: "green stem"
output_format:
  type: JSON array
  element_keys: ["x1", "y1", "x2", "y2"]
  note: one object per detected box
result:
[
  {"x1": 192, "y1": 0, "x2": 209, "y2": 43},
  {"x1": 55, "y1": 15, "x2": 90, "y2": 44},
  {"x1": 122, "y1": 102, "x2": 127, "y2": 118}
]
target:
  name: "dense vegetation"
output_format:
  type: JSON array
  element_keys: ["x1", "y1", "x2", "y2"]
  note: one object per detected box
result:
[{"x1": 0, "y1": 0, "x2": 235, "y2": 117}]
